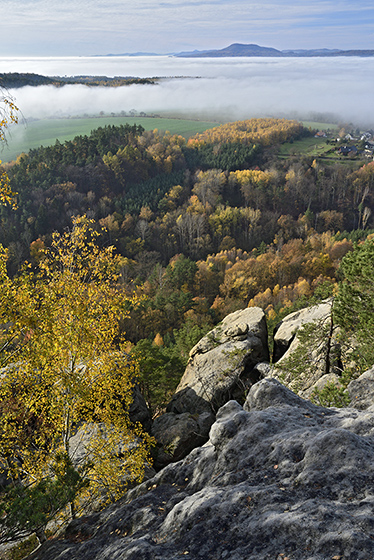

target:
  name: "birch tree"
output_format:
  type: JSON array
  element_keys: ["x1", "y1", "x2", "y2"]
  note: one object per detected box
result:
[{"x1": 0, "y1": 216, "x2": 152, "y2": 542}]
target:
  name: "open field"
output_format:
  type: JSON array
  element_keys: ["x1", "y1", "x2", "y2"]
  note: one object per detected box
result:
[
  {"x1": 278, "y1": 134, "x2": 367, "y2": 167},
  {"x1": 1, "y1": 116, "x2": 222, "y2": 163},
  {"x1": 0, "y1": 116, "x2": 344, "y2": 164},
  {"x1": 302, "y1": 121, "x2": 338, "y2": 131},
  {"x1": 277, "y1": 136, "x2": 333, "y2": 158}
]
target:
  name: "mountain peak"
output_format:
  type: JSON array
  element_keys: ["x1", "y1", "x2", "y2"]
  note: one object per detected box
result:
[{"x1": 177, "y1": 43, "x2": 282, "y2": 57}]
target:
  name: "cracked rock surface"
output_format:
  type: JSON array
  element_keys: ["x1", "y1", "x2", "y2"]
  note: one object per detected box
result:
[
  {"x1": 32, "y1": 378, "x2": 374, "y2": 560},
  {"x1": 167, "y1": 307, "x2": 269, "y2": 416}
]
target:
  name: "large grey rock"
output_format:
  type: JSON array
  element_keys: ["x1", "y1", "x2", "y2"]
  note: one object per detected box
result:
[
  {"x1": 305, "y1": 372, "x2": 342, "y2": 398},
  {"x1": 151, "y1": 411, "x2": 214, "y2": 469},
  {"x1": 348, "y1": 366, "x2": 374, "y2": 410},
  {"x1": 273, "y1": 300, "x2": 332, "y2": 362},
  {"x1": 271, "y1": 300, "x2": 346, "y2": 398},
  {"x1": 32, "y1": 377, "x2": 374, "y2": 560},
  {"x1": 167, "y1": 307, "x2": 269, "y2": 415},
  {"x1": 273, "y1": 335, "x2": 341, "y2": 398},
  {"x1": 153, "y1": 308, "x2": 268, "y2": 465}
]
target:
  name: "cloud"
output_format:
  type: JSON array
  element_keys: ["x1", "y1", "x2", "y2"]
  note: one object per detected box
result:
[
  {"x1": 1, "y1": 0, "x2": 374, "y2": 54},
  {"x1": 7, "y1": 56, "x2": 374, "y2": 127}
]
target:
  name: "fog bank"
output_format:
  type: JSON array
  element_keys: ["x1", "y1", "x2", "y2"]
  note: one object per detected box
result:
[{"x1": 5, "y1": 56, "x2": 374, "y2": 126}]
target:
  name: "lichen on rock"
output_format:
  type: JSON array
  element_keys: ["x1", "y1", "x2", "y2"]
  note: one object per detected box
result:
[{"x1": 32, "y1": 377, "x2": 374, "y2": 560}]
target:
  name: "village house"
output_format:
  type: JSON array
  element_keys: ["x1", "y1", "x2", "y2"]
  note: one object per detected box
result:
[{"x1": 338, "y1": 145, "x2": 358, "y2": 156}]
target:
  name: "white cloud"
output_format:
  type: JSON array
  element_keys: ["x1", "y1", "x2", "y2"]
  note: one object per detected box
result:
[{"x1": 1, "y1": 0, "x2": 374, "y2": 54}]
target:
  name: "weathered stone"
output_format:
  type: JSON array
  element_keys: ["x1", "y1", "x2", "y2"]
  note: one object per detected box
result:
[
  {"x1": 304, "y1": 372, "x2": 342, "y2": 398},
  {"x1": 273, "y1": 333, "x2": 338, "y2": 395},
  {"x1": 167, "y1": 307, "x2": 269, "y2": 415},
  {"x1": 270, "y1": 300, "x2": 347, "y2": 398},
  {"x1": 251, "y1": 360, "x2": 273, "y2": 379},
  {"x1": 273, "y1": 300, "x2": 332, "y2": 362},
  {"x1": 129, "y1": 385, "x2": 152, "y2": 432},
  {"x1": 348, "y1": 366, "x2": 374, "y2": 410},
  {"x1": 32, "y1": 378, "x2": 374, "y2": 560},
  {"x1": 151, "y1": 411, "x2": 214, "y2": 468}
]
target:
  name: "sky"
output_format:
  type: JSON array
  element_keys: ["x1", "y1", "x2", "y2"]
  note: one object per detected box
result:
[{"x1": 1, "y1": 0, "x2": 374, "y2": 56}]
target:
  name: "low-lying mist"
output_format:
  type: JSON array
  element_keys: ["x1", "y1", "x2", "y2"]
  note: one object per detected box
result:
[{"x1": 6, "y1": 56, "x2": 374, "y2": 127}]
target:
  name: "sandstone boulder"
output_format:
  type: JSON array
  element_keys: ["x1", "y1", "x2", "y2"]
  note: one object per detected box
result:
[
  {"x1": 151, "y1": 411, "x2": 214, "y2": 469},
  {"x1": 272, "y1": 299, "x2": 332, "y2": 362},
  {"x1": 271, "y1": 300, "x2": 347, "y2": 398},
  {"x1": 167, "y1": 307, "x2": 269, "y2": 415},
  {"x1": 305, "y1": 372, "x2": 342, "y2": 398},
  {"x1": 348, "y1": 365, "x2": 374, "y2": 410},
  {"x1": 33, "y1": 378, "x2": 374, "y2": 560}
]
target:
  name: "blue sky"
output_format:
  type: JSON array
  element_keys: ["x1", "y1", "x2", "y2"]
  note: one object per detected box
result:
[{"x1": 1, "y1": 0, "x2": 374, "y2": 56}]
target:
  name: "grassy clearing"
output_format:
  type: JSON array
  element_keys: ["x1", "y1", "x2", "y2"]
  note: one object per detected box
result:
[
  {"x1": 278, "y1": 136, "x2": 333, "y2": 158},
  {"x1": 302, "y1": 121, "x2": 338, "y2": 131},
  {"x1": 1, "y1": 116, "x2": 222, "y2": 163},
  {"x1": 278, "y1": 135, "x2": 365, "y2": 167}
]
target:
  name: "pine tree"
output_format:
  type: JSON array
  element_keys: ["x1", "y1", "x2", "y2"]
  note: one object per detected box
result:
[{"x1": 334, "y1": 235, "x2": 374, "y2": 372}]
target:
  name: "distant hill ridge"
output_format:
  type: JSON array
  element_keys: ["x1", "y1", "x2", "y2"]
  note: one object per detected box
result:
[
  {"x1": 176, "y1": 42, "x2": 374, "y2": 57},
  {"x1": 0, "y1": 72, "x2": 156, "y2": 88}
]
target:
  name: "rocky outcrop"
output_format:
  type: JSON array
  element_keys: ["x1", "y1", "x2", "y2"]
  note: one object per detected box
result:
[
  {"x1": 348, "y1": 366, "x2": 374, "y2": 410},
  {"x1": 31, "y1": 378, "x2": 374, "y2": 560},
  {"x1": 271, "y1": 300, "x2": 347, "y2": 399},
  {"x1": 167, "y1": 307, "x2": 269, "y2": 415},
  {"x1": 273, "y1": 300, "x2": 332, "y2": 362},
  {"x1": 151, "y1": 411, "x2": 213, "y2": 469},
  {"x1": 151, "y1": 307, "x2": 269, "y2": 465}
]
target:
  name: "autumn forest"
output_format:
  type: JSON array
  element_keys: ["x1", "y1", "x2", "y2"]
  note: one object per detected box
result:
[
  {"x1": 1, "y1": 116, "x2": 374, "y2": 409},
  {"x1": 1, "y1": 110, "x2": 374, "y2": 545}
]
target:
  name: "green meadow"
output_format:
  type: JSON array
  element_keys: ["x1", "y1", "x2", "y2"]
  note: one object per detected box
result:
[
  {"x1": 277, "y1": 136, "x2": 333, "y2": 158},
  {"x1": 302, "y1": 121, "x2": 338, "y2": 131},
  {"x1": 0, "y1": 116, "x2": 340, "y2": 164},
  {"x1": 1, "y1": 116, "x2": 222, "y2": 163}
]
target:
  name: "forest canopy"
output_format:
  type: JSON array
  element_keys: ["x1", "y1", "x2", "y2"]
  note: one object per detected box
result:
[
  {"x1": 1, "y1": 114, "x2": 374, "y2": 547},
  {"x1": 1, "y1": 117, "x2": 373, "y2": 340}
]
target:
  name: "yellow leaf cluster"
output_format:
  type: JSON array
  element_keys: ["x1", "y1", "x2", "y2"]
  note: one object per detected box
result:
[
  {"x1": 188, "y1": 118, "x2": 303, "y2": 147},
  {"x1": 0, "y1": 94, "x2": 18, "y2": 143},
  {"x1": 0, "y1": 216, "x2": 152, "y2": 518},
  {"x1": 0, "y1": 92, "x2": 19, "y2": 208},
  {"x1": 0, "y1": 161, "x2": 18, "y2": 209}
]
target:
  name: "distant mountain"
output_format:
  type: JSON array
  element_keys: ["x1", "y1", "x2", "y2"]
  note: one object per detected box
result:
[
  {"x1": 176, "y1": 43, "x2": 374, "y2": 57},
  {"x1": 102, "y1": 52, "x2": 160, "y2": 57},
  {"x1": 282, "y1": 48, "x2": 341, "y2": 55},
  {"x1": 177, "y1": 43, "x2": 283, "y2": 57},
  {"x1": 283, "y1": 48, "x2": 374, "y2": 57}
]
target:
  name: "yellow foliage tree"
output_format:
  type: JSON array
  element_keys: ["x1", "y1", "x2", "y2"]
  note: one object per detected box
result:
[
  {"x1": 0, "y1": 216, "x2": 152, "y2": 542},
  {"x1": 188, "y1": 118, "x2": 302, "y2": 147},
  {"x1": 0, "y1": 90, "x2": 19, "y2": 208},
  {"x1": 230, "y1": 169, "x2": 271, "y2": 208},
  {"x1": 0, "y1": 162, "x2": 18, "y2": 209}
]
